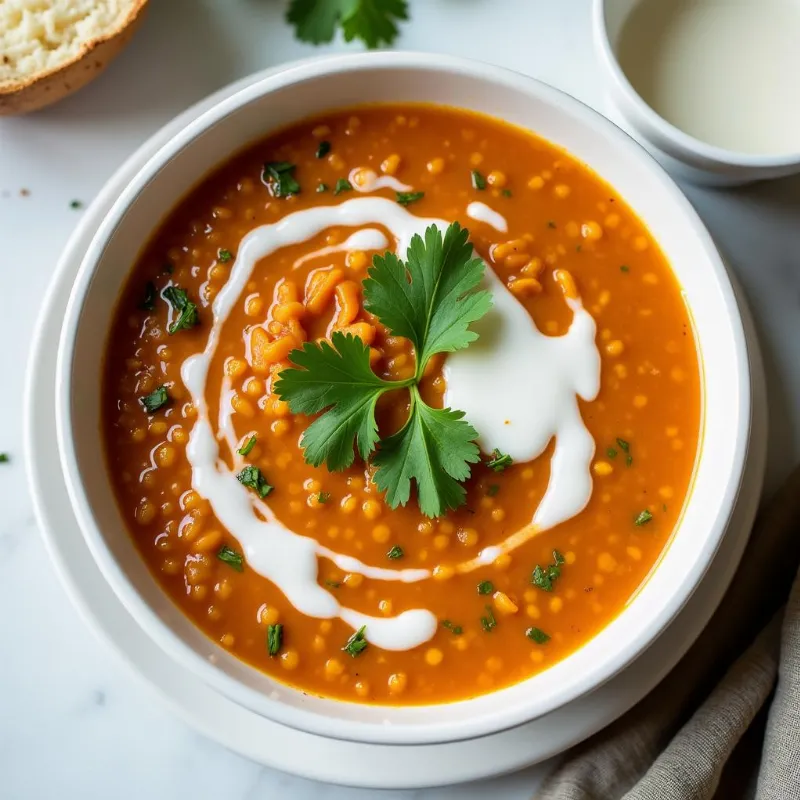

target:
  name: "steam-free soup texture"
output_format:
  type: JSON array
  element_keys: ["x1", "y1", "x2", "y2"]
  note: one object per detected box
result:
[{"x1": 103, "y1": 105, "x2": 700, "y2": 704}]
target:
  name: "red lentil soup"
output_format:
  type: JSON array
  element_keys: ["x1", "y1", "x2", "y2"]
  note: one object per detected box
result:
[{"x1": 102, "y1": 105, "x2": 700, "y2": 705}]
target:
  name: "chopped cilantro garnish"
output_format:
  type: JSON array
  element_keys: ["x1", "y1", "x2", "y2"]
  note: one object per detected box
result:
[
  {"x1": 69, "y1": 199, "x2": 83, "y2": 210},
  {"x1": 141, "y1": 281, "x2": 156, "y2": 312},
  {"x1": 238, "y1": 435, "x2": 257, "y2": 456},
  {"x1": 316, "y1": 140, "x2": 331, "y2": 159},
  {"x1": 267, "y1": 623, "x2": 283, "y2": 656},
  {"x1": 387, "y1": 545, "x2": 404, "y2": 559},
  {"x1": 334, "y1": 178, "x2": 353, "y2": 195},
  {"x1": 620, "y1": 265, "x2": 630, "y2": 273},
  {"x1": 617, "y1": 438, "x2": 633, "y2": 466},
  {"x1": 471, "y1": 170, "x2": 487, "y2": 190},
  {"x1": 325, "y1": 580, "x2": 341, "y2": 589},
  {"x1": 217, "y1": 544, "x2": 244, "y2": 572},
  {"x1": 607, "y1": 447, "x2": 617, "y2": 459},
  {"x1": 395, "y1": 191, "x2": 425, "y2": 207},
  {"x1": 162, "y1": 286, "x2": 199, "y2": 334},
  {"x1": 634, "y1": 509, "x2": 653, "y2": 526},
  {"x1": 477, "y1": 580, "x2": 494, "y2": 595},
  {"x1": 531, "y1": 550, "x2": 566, "y2": 592},
  {"x1": 274, "y1": 222, "x2": 491, "y2": 517},
  {"x1": 547, "y1": 220, "x2": 557, "y2": 229},
  {"x1": 286, "y1": 0, "x2": 408, "y2": 49},
  {"x1": 218, "y1": 248, "x2": 233, "y2": 263},
  {"x1": 0, "y1": 453, "x2": 9, "y2": 463},
  {"x1": 501, "y1": 188, "x2": 512, "y2": 197},
  {"x1": 316, "y1": 182, "x2": 329, "y2": 193},
  {"x1": 486, "y1": 449, "x2": 512, "y2": 472},
  {"x1": 441, "y1": 620, "x2": 463, "y2": 635},
  {"x1": 487, "y1": 484, "x2": 500, "y2": 497},
  {"x1": 480, "y1": 605, "x2": 497, "y2": 632},
  {"x1": 317, "y1": 491, "x2": 331, "y2": 504},
  {"x1": 343, "y1": 625, "x2": 368, "y2": 657},
  {"x1": 237, "y1": 465, "x2": 273, "y2": 498},
  {"x1": 526, "y1": 627, "x2": 551, "y2": 644},
  {"x1": 263, "y1": 161, "x2": 300, "y2": 197},
  {"x1": 140, "y1": 385, "x2": 169, "y2": 413}
]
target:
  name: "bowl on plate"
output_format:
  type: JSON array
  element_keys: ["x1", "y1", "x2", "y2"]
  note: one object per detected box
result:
[{"x1": 55, "y1": 51, "x2": 751, "y2": 745}]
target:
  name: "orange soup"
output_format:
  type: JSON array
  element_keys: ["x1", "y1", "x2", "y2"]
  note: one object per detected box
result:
[{"x1": 103, "y1": 105, "x2": 701, "y2": 704}]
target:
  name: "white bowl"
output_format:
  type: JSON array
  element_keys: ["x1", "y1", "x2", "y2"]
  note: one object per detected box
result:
[
  {"x1": 593, "y1": 0, "x2": 800, "y2": 186},
  {"x1": 55, "y1": 52, "x2": 752, "y2": 746}
]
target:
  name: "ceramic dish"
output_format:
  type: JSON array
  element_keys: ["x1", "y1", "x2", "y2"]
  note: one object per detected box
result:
[
  {"x1": 24, "y1": 71, "x2": 768, "y2": 782},
  {"x1": 593, "y1": 0, "x2": 800, "y2": 186},
  {"x1": 55, "y1": 52, "x2": 751, "y2": 745}
]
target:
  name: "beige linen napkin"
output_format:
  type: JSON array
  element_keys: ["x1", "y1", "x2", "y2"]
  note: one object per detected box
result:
[{"x1": 537, "y1": 465, "x2": 800, "y2": 800}]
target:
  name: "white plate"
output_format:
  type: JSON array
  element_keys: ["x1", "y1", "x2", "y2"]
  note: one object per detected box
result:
[{"x1": 24, "y1": 69, "x2": 768, "y2": 789}]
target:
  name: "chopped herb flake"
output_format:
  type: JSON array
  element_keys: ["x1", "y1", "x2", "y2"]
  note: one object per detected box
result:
[
  {"x1": 387, "y1": 545, "x2": 404, "y2": 559},
  {"x1": 607, "y1": 447, "x2": 618, "y2": 459},
  {"x1": 634, "y1": 509, "x2": 653, "y2": 526},
  {"x1": 616, "y1": 438, "x2": 630, "y2": 452},
  {"x1": 487, "y1": 483, "x2": 500, "y2": 497},
  {"x1": 486, "y1": 448, "x2": 513, "y2": 472},
  {"x1": 0, "y1": 453, "x2": 9, "y2": 463},
  {"x1": 162, "y1": 286, "x2": 199, "y2": 334},
  {"x1": 501, "y1": 188, "x2": 512, "y2": 197},
  {"x1": 140, "y1": 281, "x2": 157, "y2": 312},
  {"x1": 316, "y1": 140, "x2": 331, "y2": 159},
  {"x1": 526, "y1": 626, "x2": 551, "y2": 644},
  {"x1": 547, "y1": 220, "x2": 557, "y2": 229},
  {"x1": 325, "y1": 580, "x2": 341, "y2": 589},
  {"x1": 531, "y1": 550, "x2": 566, "y2": 592},
  {"x1": 471, "y1": 170, "x2": 487, "y2": 190},
  {"x1": 441, "y1": 620, "x2": 463, "y2": 635},
  {"x1": 316, "y1": 183, "x2": 329, "y2": 193},
  {"x1": 69, "y1": 199, "x2": 83, "y2": 210},
  {"x1": 620, "y1": 265, "x2": 630, "y2": 273},
  {"x1": 343, "y1": 625, "x2": 368, "y2": 657},
  {"x1": 317, "y1": 491, "x2": 331, "y2": 504},
  {"x1": 140, "y1": 385, "x2": 169, "y2": 413},
  {"x1": 267, "y1": 623, "x2": 283, "y2": 656},
  {"x1": 334, "y1": 178, "x2": 353, "y2": 195},
  {"x1": 263, "y1": 161, "x2": 300, "y2": 197},
  {"x1": 237, "y1": 465, "x2": 273, "y2": 498},
  {"x1": 626, "y1": 454, "x2": 633, "y2": 467},
  {"x1": 480, "y1": 605, "x2": 497, "y2": 632},
  {"x1": 238, "y1": 435, "x2": 257, "y2": 456},
  {"x1": 162, "y1": 262, "x2": 174, "y2": 274},
  {"x1": 218, "y1": 248, "x2": 233, "y2": 263},
  {"x1": 395, "y1": 191, "x2": 425, "y2": 207},
  {"x1": 477, "y1": 580, "x2": 494, "y2": 595},
  {"x1": 217, "y1": 544, "x2": 244, "y2": 572}
]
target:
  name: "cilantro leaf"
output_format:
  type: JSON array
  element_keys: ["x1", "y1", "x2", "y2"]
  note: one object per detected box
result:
[
  {"x1": 486, "y1": 448, "x2": 513, "y2": 472},
  {"x1": 526, "y1": 627, "x2": 551, "y2": 644},
  {"x1": 217, "y1": 544, "x2": 244, "y2": 572},
  {"x1": 237, "y1": 465, "x2": 273, "y2": 498},
  {"x1": 531, "y1": 550, "x2": 566, "y2": 592},
  {"x1": 343, "y1": 625, "x2": 368, "y2": 657},
  {"x1": 274, "y1": 332, "x2": 407, "y2": 470},
  {"x1": 372, "y1": 388, "x2": 481, "y2": 517},
  {"x1": 364, "y1": 222, "x2": 491, "y2": 375},
  {"x1": 162, "y1": 286, "x2": 198, "y2": 334},
  {"x1": 140, "y1": 385, "x2": 169, "y2": 413},
  {"x1": 395, "y1": 191, "x2": 425, "y2": 207},
  {"x1": 287, "y1": 0, "x2": 408, "y2": 49},
  {"x1": 334, "y1": 178, "x2": 353, "y2": 195},
  {"x1": 387, "y1": 545, "x2": 404, "y2": 559},
  {"x1": 263, "y1": 162, "x2": 300, "y2": 197},
  {"x1": 267, "y1": 623, "x2": 283, "y2": 656},
  {"x1": 238, "y1": 435, "x2": 257, "y2": 456}
]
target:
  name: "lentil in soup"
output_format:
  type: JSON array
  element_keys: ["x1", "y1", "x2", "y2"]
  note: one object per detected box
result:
[{"x1": 103, "y1": 105, "x2": 701, "y2": 704}]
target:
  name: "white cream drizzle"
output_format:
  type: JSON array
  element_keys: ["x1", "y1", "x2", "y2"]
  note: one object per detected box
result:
[
  {"x1": 348, "y1": 167, "x2": 412, "y2": 193},
  {"x1": 181, "y1": 193, "x2": 601, "y2": 651},
  {"x1": 291, "y1": 228, "x2": 389, "y2": 270},
  {"x1": 466, "y1": 201, "x2": 508, "y2": 233}
]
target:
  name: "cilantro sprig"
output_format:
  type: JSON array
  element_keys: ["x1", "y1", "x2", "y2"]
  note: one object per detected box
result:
[
  {"x1": 274, "y1": 222, "x2": 492, "y2": 517},
  {"x1": 286, "y1": 0, "x2": 409, "y2": 49}
]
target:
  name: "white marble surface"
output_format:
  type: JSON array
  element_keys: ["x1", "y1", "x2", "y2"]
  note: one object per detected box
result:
[{"x1": 1, "y1": 1, "x2": 799, "y2": 798}]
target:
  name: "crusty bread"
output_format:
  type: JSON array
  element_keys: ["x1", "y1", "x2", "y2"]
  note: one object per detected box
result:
[{"x1": 0, "y1": 0, "x2": 148, "y2": 115}]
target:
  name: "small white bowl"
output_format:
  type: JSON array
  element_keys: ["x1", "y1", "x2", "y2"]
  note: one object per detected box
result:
[
  {"x1": 56, "y1": 51, "x2": 752, "y2": 745},
  {"x1": 593, "y1": 0, "x2": 800, "y2": 186}
]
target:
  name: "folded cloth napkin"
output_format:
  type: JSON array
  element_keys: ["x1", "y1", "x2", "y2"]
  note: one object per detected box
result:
[{"x1": 537, "y1": 465, "x2": 800, "y2": 800}]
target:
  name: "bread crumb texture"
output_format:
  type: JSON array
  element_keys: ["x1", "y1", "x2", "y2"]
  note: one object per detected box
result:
[{"x1": 0, "y1": 0, "x2": 142, "y2": 87}]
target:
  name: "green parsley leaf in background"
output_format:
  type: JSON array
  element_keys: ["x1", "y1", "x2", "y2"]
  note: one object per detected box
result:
[{"x1": 286, "y1": 0, "x2": 409, "y2": 49}]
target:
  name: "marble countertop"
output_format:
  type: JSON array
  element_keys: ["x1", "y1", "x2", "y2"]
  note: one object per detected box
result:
[{"x1": 2, "y1": 1, "x2": 799, "y2": 798}]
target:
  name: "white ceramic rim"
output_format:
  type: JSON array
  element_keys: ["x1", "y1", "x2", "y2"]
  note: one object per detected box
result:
[
  {"x1": 592, "y1": 0, "x2": 800, "y2": 168},
  {"x1": 55, "y1": 51, "x2": 752, "y2": 745}
]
